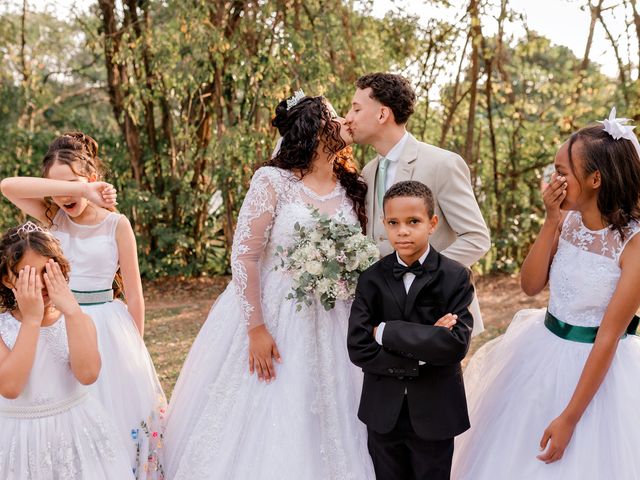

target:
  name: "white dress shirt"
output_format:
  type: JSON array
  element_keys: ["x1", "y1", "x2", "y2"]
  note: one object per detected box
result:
[
  {"x1": 375, "y1": 246, "x2": 430, "y2": 353},
  {"x1": 380, "y1": 131, "x2": 410, "y2": 191}
]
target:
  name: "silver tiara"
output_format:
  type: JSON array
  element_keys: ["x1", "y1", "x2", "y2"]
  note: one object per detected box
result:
[
  {"x1": 286, "y1": 89, "x2": 306, "y2": 110},
  {"x1": 11, "y1": 221, "x2": 47, "y2": 238}
]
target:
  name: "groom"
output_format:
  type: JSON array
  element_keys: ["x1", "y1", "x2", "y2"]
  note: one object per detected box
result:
[{"x1": 345, "y1": 72, "x2": 490, "y2": 333}]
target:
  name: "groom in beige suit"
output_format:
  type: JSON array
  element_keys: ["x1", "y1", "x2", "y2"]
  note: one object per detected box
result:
[{"x1": 345, "y1": 72, "x2": 490, "y2": 334}]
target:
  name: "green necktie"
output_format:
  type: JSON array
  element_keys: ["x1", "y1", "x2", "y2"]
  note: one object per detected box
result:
[{"x1": 377, "y1": 156, "x2": 390, "y2": 208}]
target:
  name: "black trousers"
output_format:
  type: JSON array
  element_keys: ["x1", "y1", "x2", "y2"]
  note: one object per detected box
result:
[{"x1": 367, "y1": 397, "x2": 454, "y2": 480}]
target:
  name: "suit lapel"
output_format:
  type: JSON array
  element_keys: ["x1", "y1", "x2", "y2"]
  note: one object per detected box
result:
[
  {"x1": 381, "y1": 255, "x2": 406, "y2": 313},
  {"x1": 391, "y1": 134, "x2": 418, "y2": 184},
  {"x1": 404, "y1": 247, "x2": 440, "y2": 319}
]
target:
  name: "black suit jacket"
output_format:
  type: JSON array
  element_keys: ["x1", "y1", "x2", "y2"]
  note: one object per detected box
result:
[{"x1": 347, "y1": 247, "x2": 474, "y2": 440}]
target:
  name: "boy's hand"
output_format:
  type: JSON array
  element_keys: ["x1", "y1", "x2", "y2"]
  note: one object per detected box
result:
[{"x1": 434, "y1": 313, "x2": 457, "y2": 330}]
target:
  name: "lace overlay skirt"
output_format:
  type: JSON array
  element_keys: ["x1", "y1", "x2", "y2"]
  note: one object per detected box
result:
[{"x1": 163, "y1": 272, "x2": 374, "y2": 480}]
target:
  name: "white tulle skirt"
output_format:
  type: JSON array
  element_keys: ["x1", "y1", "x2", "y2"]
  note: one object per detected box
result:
[
  {"x1": 452, "y1": 308, "x2": 640, "y2": 480},
  {"x1": 0, "y1": 394, "x2": 135, "y2": 479},
  {"x1": 162, "y1": 280, "x2": 374, "y2": 480},
  {"x1": 82, "y1": 300, "x2": 166, "y2": 478}
]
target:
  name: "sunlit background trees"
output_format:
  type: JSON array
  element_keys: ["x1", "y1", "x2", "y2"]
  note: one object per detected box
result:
[{"x1": 0, "y1": 0, "x2": 634, "y2": 276}]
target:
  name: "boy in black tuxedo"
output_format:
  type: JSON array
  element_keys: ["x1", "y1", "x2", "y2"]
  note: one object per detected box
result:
[{"x1": 348, "y1": 180, "x2": 474, "y2": 480}]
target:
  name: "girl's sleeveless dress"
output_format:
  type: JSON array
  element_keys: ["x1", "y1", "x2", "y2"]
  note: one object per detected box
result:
[
  {"x1": 452, "y1": 212, "x2": 640, "y2": 479},
  {"x1": 52, "y1": 210, "x2": 167, "y2": 479}
]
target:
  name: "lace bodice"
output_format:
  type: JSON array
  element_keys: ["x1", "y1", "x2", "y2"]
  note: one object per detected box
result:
[
  {"x1": 231, "y1": 167, "x2": 359, "y2": 328},
  {"x1": 0, "y1": 313, "x2": 84, "y2": 407},
  {"x1": 51, "y1": 210, "x2": 122, "y2": 291},
  {"x1": 548, "y1": 211, "x2": 640, "y2": 327}
]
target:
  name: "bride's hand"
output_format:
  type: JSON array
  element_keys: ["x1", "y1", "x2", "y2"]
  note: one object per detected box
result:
[
  {"x1": 537, "y1": 414, "x2": 576, "y2": 464},
  {"x1": 248, "y1": 324, "x2": 282, "y2": 383}
]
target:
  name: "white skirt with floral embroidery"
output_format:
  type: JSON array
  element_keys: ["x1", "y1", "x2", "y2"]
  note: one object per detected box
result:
[{"x1": 81, "y1": 299, "x2": 167, "y2": 479}]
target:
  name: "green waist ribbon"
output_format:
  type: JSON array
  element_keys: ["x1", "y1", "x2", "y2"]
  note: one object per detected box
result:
[
  {"x1": 544, "y1": 310, "x2": 639, "y2": 344},
  {"x1": 71, "y1": 288, "x2": 114, "y2": 306}
]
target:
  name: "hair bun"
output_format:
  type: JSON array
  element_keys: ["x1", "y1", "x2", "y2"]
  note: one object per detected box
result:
[
  {"x1": 271, "y1": 100, "x2": 290, "y2": 136},
  {"x1": 62, "y1": 131, "x2": 99, "y2": 159}
]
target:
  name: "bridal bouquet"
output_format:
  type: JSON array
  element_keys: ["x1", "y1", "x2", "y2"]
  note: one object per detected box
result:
[{"x1": 275, "y1": 208, "x2": 379, "y2": 311}]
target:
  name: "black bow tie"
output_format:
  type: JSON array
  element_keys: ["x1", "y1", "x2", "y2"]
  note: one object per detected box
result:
[{"x1": 392, "y1": 261, "x2": 425, "y2": 280}]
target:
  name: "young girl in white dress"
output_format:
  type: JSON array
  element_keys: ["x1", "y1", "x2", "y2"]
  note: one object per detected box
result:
[
  {"x1": 1, "y1": 132, "x2": 166, "y2": 479},
  {"x1": 0, "y1": 223, "x2": 134, "y2": 479},
  {"x1": 162, "y1": 94, "x2": 375, "y2": 479},
  {"x1": 452, "y1": 109, "x2": 640, "y2": 479}
]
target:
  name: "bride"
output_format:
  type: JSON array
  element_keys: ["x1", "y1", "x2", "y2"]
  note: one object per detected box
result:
[{"x1": 162, "y1": 92, "x2": 375, "y2": 479}]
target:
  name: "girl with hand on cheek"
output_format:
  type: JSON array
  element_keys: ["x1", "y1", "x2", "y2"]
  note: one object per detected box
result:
[{"x1": 453, "y1": 108, "x2": 640, "y2": 479}]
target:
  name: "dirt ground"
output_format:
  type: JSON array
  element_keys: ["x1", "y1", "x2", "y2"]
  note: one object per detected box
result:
[{"x1": 144, "y1": 274, "x2": 550, "y2": 397}]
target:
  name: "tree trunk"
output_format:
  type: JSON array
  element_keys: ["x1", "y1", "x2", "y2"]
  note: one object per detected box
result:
[
  {"x1": 98, "y1": 0, "x2": 146, "y2": 186},
  {"x1": 464, "y1": 0, "x2": 481, "y2": 164},
  {"x1": 571, "y1": 0, "x2": 604, "y2": 122}
]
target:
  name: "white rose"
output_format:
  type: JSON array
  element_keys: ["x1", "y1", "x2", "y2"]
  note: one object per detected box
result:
[
  {"x1": 309, "y1": 230, "x2": 322, "y2": 243},
  {"x1": 345, "y1": 257, "x2": 359, "y2": 272},
  {"x1": 317, "y1": 278, "x2": 333, "y2": 295},
  {"x1": 305, "y1": 260, "x2": 323, "y2": 276},
  {"x1": 320, "y1": 239, "x2": 333, "y2": 252}
]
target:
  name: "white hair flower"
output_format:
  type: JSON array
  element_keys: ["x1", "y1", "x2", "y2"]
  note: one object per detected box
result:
[{"x1": 598, "y1": 106, "x2": 640, "y2": 158}]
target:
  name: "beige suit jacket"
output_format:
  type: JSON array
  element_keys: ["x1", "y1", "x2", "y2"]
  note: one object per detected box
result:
[{"x1": 362, "y1": 134, "x2": 491, "y2": 334}]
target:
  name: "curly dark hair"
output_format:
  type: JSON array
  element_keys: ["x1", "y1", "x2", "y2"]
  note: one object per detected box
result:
[
  {"x1": 567, "y1": 124, "x2": 640, "y2": 239},
  {"x1": 41, "y1": 131, "x2": 124, "y2": 298},
  {"x1": 0, "y1": 225, "x2": 71, "y2": 311},
  {"x1": 268, "y1": 95, "x2": 368, "y2": 229},
  {"x1": 383, "y1": 180, "x2": 435, "y2": 217},
  {"x1": 355, "y1": 73, "x2": 416, "y2": 125}
]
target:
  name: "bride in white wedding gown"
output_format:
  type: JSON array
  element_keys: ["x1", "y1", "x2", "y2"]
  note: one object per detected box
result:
[{"x1": 162, "y1": 94, "x2": 375, "y2": 480}]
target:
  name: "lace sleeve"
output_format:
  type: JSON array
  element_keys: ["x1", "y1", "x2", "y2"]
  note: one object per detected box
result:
[{"x1": 231, "y1": 167, "x2": 278, "y2": 330}]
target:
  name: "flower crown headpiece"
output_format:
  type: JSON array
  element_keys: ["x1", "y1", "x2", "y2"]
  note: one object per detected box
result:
[
  {"x1": 599, "y1": 106, "x2": 640, "y2": 158},
  {"x1": 286, "y1": 89, "x2": 306, "y2": 110},
  {"x1": 11, "y1": 221, "x2": 47, "y2": 238}
]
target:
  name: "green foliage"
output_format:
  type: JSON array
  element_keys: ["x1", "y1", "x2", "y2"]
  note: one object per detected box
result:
[{"x1": 0, "y1": 1, "x2": 633, "y2": 277}]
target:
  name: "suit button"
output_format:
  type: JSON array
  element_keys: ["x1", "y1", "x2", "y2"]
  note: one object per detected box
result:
[
  {"x1": 387, "y1": 368, "x2": 394, "y2": 374},
  {"x1": 398, "y1": 376, "x2": 405, "y2": 380},
  {"x1": 379, "y1": 236, "x2": 385, "y2": 241}
]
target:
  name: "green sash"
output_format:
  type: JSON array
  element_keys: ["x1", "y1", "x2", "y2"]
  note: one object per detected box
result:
[
  {"x1": 544, "y1": 310, "x2": 639, "y2": 344},
  {"x1": 71, "y1": 288, "x2": 114, "y2": 306}
]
